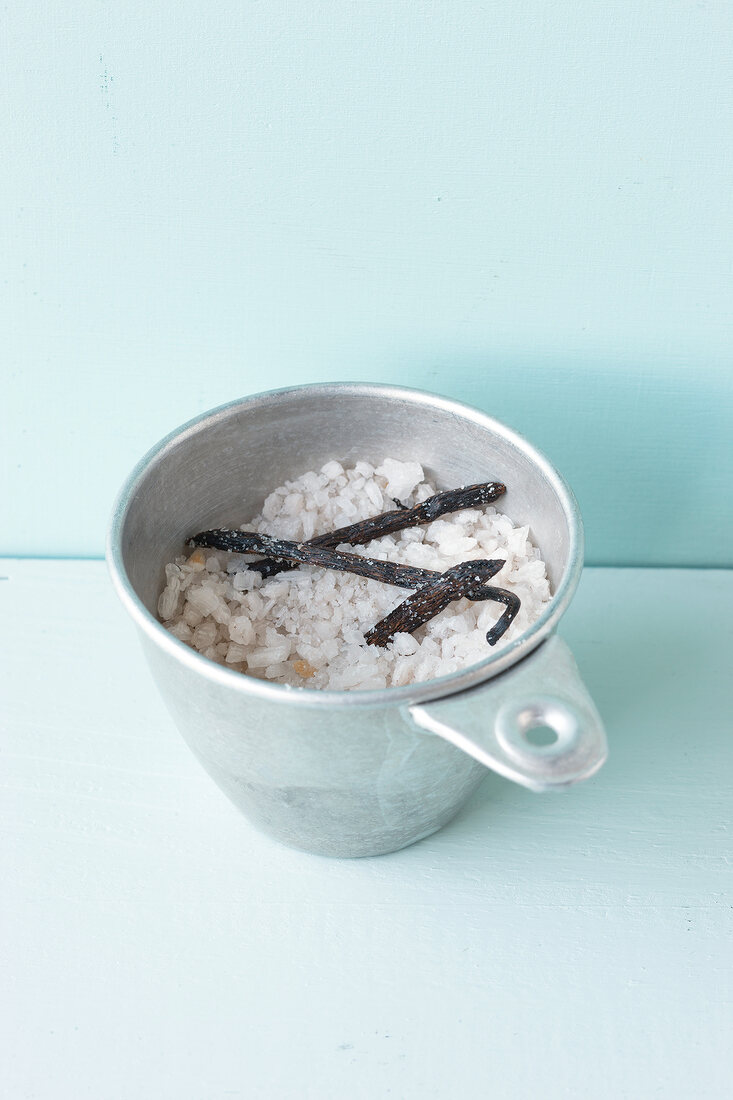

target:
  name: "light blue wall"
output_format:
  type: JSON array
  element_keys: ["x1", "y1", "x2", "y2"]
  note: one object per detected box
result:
[{"x1": 2, "y1": 2, "x2": 732, "y2": 564}]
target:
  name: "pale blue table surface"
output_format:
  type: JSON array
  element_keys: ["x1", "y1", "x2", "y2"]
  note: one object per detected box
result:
[{"x1": 2, "y1": 561, "x2": 731, "y2": 1099}]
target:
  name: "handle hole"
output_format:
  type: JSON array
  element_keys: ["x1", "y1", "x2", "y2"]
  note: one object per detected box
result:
[
  {"x1": 524, "y1": 724, "x2": 559, "y2": 747},
  {"x1": 496, "y1": 696, "x2": 581, "y2": 762}
]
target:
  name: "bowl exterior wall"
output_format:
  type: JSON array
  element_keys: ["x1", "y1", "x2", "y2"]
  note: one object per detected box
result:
[
  {"x1": 110, "y1": 384, "x2": 583, "y2": 855},
  {"x1": 143, "y1": 633, "x2": 487, "y2": 857}
]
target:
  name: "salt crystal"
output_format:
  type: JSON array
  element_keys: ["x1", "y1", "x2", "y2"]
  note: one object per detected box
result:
[
  {"x1": 284, "y1": 493, "x2": 303, "y2": 516},
  {"x1": 210, "y1": 597, "x2": 231, "y2": 625},
  {"x1": 302, "y1": 472, "x2": 322, "y2": 492},
  {"x1": 413, "y1": 483, "x2": 433, "y2": 504},
  {"x1": 183, "y1": 604, "x2": 203, "y2": 628},
  {"x1": 187, "y1": 585, "x2": 222, "y2": 618},
  {"x1": 262, "y1": 493, "x2": 283, "y2": 521},
  {"x1": 168, "y1": 620, "x2": 192, "y2": 642},
  {"x1": 264, "y1": 663, "x2": 289, "y2": 679},
  {"x1": 437, "y1": 535, "x2": 478, "y2": 556},
  {"x1": 247, "y1": 592, "x2": 265, "y2": 616},
  {"x1": 364, "y1": 484, "x2": 382, "y2": 515},
  {"x1": 225, "y1": 642, "x2": 249, "y2": 664},
  {"x1": 232, "y1": 571, "x2": 259, "y2": 592},
  {"x1": 230, "y1": 615, "x2": 255, "y2": 646},
  {"x1": 314, "y1": 619, "x2": 339, "y2": 640},
  {"x1": 475, "y1": 530, "x2": 499, "y2": 551},
  {"x1": 390, "y1": 633, "x2": 419, "y2": 657},
  {"x1": 192, "y1": 620, "x2": 218, "y2": 651},
  {"x1": 407, "y1": 544, "x2": 439, "y2": 570},
  {"x1": 157, "y1": 585, "x2": 180, "y2": 622},
  {"x1": 375, "y1": 458, "x2": 424, "y2": 502},
  {"x1": 321, "y1": 460, "x2": 344, "y2": 479},
  {"x1": 247, "y1": 642, "x2": 291, "y2": 669}
]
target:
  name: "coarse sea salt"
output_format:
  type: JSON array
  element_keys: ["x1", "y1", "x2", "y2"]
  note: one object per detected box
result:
[{"x1": 158, "y1": 459, "x2": 552, "y2": 691}]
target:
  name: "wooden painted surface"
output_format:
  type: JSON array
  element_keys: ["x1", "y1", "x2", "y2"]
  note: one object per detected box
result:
[
  {"x1": 2, "y1": 561, "x2": 731, "y2": 1099},
  {"x1": 2, "y1": 3, "x2": 733, "y2": 564}
]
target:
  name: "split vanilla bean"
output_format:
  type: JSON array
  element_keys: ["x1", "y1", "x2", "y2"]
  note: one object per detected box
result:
[
  {"x1": 248, "y1": 481, "x2": 505, "y2": 578},
  {"x1": 364, "y1": 560, "x2": 506, "y2": 647},
  {"x1": 188, "y1": 528, "x2": 503, "y2": 594},
  {"x1": 366, "y1": 572, "x2": 520, "y2": 648},
  {"x1": 483, "y1": 589, "x2": 522, "y2": 645}
]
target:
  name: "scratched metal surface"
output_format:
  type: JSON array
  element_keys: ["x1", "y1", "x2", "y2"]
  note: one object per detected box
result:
[
  {"x1": 2, "y1": 561, "x2": 731, "y2": 1099},
  {"x1": 2, "y1": 3, "x2": 732, "y2": 563}
]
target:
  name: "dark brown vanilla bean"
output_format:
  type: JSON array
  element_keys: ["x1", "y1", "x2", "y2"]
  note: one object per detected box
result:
[
  {"x1": 364, "y1": 560, "x2": 506, "y2": 647},
  {"x1": 188, "y1": 528, "x2": 478, "y2": 590},
  {"x1": 366, "y1": 578, "x2": 520, "y2": 648},
  {"x1": 249, "y1": 481, "x2": 506, "y2": 578},
  {"x1": 481, "y1": 587, "x2": 521, "y2": 645}
]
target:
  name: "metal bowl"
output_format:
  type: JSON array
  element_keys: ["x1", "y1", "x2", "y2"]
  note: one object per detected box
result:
[{"x1": 107, "y1": 383, "x2": 607, "y2": 857}]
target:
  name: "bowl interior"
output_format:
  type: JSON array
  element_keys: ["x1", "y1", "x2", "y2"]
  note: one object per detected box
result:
[{"x1": 118, "y1": 386, "x2": 575, "y2": 622}]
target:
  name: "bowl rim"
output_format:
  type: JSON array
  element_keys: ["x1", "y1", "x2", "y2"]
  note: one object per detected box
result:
[{"x1": 106, "y1": 381, "x2": 584, "y2": 709}]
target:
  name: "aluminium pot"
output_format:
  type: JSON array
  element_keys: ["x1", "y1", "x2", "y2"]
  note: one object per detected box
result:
[{"x1": 107, "y1": 383, "x2": 607, "y2": 857}]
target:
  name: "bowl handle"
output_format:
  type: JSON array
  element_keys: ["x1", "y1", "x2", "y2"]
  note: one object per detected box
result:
[{"x1": 407, "y1": 636, "x2": 607, "y2": 791}]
